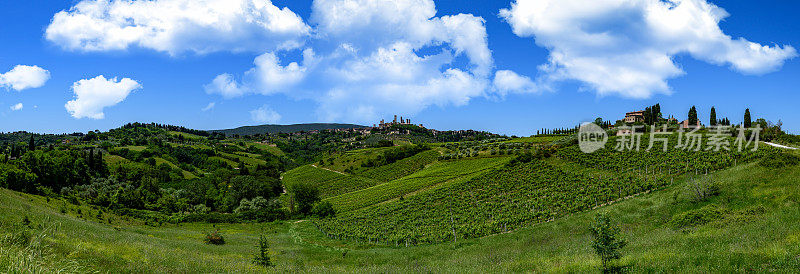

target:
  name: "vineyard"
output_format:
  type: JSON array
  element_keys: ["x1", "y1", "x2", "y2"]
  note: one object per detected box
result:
[
  {"x1": 438, "y1": 137, "x2": 552, "y2": 160},
  {"x1": 309, "y1": 133, "x2": 780, "y2": 246},
  {"x1": 325, "y1": 156, "x2": 511, "y2": 212},
  {"x1": 355, "y1": 150, "x2": 440, "y2": 182},
  {"x1": 318, "y1": 146, "x2": 392, "y2": 173},
  {"x1": 556, "y1": 134, "x2": 777, "y2": 176},
  {"x1": 281, "y1": 165, "x2": 380, "y2": 199},
  {"x1": 314, "y1": 158, "x2": 670, "y2": 245}
]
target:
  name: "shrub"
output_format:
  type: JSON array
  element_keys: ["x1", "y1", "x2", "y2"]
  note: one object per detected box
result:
[
  {"x1": 668, "y1": 204, "x2": 728, "y2": 229},
  {"x1": 252, "y1": 235, "x2": 273, "y2": 267},
  {"x1": 234, "y1": 197, "x2": 285, "y2": 222},
  {"x1": 203, "y1": 229, "x2": 225, "y2": 245},
  {"x1": 684, "y1": 176, "x2": 720, "y2": 203},
  {"x1": 590, "y1": 213, "x2": 627, "y2": 271},
  {"x1": 759, "y1": 152, "x2": 800, "y2": 168},
  {"x1": 286, "y1": 182, "x2": 320, "y2": 215},
  {"x1": 311, "y1": 201, "x2": 336, "y2": 218}
]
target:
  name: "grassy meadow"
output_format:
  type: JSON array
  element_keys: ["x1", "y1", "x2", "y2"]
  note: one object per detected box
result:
[{"x1": 3, "y1": 149, "x2": 800, "y2": 272}]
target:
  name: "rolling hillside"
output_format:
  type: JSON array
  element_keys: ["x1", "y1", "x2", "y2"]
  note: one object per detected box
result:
[
  {"x1": 209, "y1": 123, "x2": 367, "y2": 136},
  {"x1": 3, "y1": 148, "x2": 799, "y2": 272},
  {"x1": 3, "y1": 121, "x2": 800, "y2": 272}
]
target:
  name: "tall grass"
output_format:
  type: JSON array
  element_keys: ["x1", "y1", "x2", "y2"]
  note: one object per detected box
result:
[{"x1": 1, "y1": 219, "x2": 88, "y2": 273}]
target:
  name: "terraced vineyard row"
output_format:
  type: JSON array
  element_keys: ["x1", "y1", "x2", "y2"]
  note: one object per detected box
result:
[
  {"x1": 355, "y1": 150, "x2": 440, "y2": 182},
  {"x1": 326, "y1": 156, "x2": 511, "y2": 212},
  {"x1": 282, "y1": 165, "x2": 380, "y2": 199},
  {"x1": 315, "y1": 159, "x2": 669, "y2": 245},
  {"x1": 556, "y1": 134, "x2": 776, "y2": 175}
]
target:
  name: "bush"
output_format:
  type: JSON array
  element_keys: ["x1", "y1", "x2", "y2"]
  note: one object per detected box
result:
[
  {"x1": 253, "y1": 235, "x2": 273, "y2": 267},
  {"x1": 234, "y1": 197, "x2": 285, "y2": 222},
  {"x1": 759, "y1": 152, "x2": 800, "y2": 168},
  {"x1": 668, "y1": 204, "x2": 727, "y2": 229},
  {"x1": 311, "y1": 201, "x2": 335, "y2": 218},
  {"x1": 203, "y1": 229, "x2": 225, "y2": 245},
  {"x1": 286, "y1": 182, "x2": 320, "y2": 215},
  {"x1": 590, "y1": 213, "x2": 626, "y2": 271},
  {"x1": 684, "y1": 176, "x2": 720, "y2": 203}
]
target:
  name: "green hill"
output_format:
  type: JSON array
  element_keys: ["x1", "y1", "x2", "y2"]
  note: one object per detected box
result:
[
  {"x1": 209, "y1": 123, "x2": 367, "y2": 136},
  {"x1": 3, "y1": 150, "x2": 800, "y2": 272},
  {"x1": 3, "y1": 121, "x2": 800, "y2": 272}
]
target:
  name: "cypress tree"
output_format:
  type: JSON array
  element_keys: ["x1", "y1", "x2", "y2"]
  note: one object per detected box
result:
[
  {"x1": 654, "y1": 103, "x2": 661, "y2": 120},
  {"x1": 744, "y1": 108, "x2": 752, "y2": 128},
  {"x1": 688, "y1": 106, "x2": 698, "y2": 126},
  {"x1": 28, "y1": 135, "x2": 35, "y2": 151},
  {"x1": 710, "y1": 107, "x2": 717, "y2": 126}
]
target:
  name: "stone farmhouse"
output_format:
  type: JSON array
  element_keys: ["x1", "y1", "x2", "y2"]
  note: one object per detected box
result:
[{"x1": 624, "y1": 111, "x2": 645, "y2": 123}]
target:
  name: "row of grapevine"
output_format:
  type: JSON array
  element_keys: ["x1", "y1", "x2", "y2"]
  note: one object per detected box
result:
[
  {"x1": 282, "y1": 165, "x2": 380, "y2": 199},
  {"x1": 315, "y1": 159, "x2": 669, "y2": 245},
  {"x1": 326, "y1": 156, "x2": 511, "y2": 212},
  {"x1": 556, "y1": 134, "x2": 776, "y2": 176},
  {"x1": 355, "y1": 150, "x2": 440, "y2": 182}
]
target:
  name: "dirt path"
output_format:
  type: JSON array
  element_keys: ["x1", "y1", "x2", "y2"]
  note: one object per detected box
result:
[
  {"x1": 764, "y1": 142, "x2": 798, "y2": 150},
  {"x1": 311, "y1": 164, "x2": 348, "y2": 175}
]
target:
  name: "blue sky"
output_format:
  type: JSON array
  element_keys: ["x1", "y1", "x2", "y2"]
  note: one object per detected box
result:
[{"x1": 0, "y1": 0, "x2": 797, "y2": 136}]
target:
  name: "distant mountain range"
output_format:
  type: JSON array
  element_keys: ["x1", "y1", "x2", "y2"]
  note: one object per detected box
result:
[{"x1": 208, "y1": 123, "x2": 368, "y2": 136}]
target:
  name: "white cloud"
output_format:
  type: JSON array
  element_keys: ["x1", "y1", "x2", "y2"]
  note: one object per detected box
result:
[
  {"x1": 250, "y1": 105, "x2": 281, "y2": 124},
  {"x1": 207, "y1": 0, "x2": 497, "y2": 123},
  {"x1": 0, "y1": 65, "x2": 51, "y2": 91},
  {"x1": 45, "y1": 0, "x2": 310, "y2": 55},
  {"x1": 500, "y1": 0, "x2": 797, "y2": 98},
  {"x1": 10, "y1": 103, "x2": 23, "y2": 111},
  {"x1": 65, "y1": 75, "x2": 141, "y2": 119},
  {"x1": 201, "y1": 102, "x2": 216, "y2": 111},
  {"x1": 493, "y1": 70, "x2": 542, "y2": 96}
]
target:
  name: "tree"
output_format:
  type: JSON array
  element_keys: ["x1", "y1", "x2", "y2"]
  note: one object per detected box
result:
[
  {"x1": 286, "y1": 182, "x2": 320, "y2": 215},
  {"x1": 688, "y1": 106, "x2": 698, "y2": 126},
  {"x1": 28, "y1": 135, "x2": 35, "y2": 151},
  {"x1": 312, "y1": 201, "x2": 336, "y2": 218},
  {"x1": 709, "y1": 107, "x2": 717, "y2": 126},
  {"x1": 226, "y1": 175, "x2": 282, "y2": 211},
  {"x1": 654, "y1": 103, "x2": 662, "y2": 121},
  {"x1": 253, "y1": 235, "x2": 273, "y2": 267},
  {"x1": 590, "y1": 213, "x2": 627, "y2": 271},
  {"x1": 744, "y1": 108, "x2": 752, "y2": 128}
]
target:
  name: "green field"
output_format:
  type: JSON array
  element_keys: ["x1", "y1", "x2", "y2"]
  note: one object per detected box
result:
[
  {"x1": 4, "y1": 121, "x2": 799, "y2": 272},
  {"x1": 354, "y1": 149, "x2": 441, "y2": 182},
  {"x1": 282, "y1": 165, "x2": 381, "y2": 199},
  {"x1": 248, "y1": 142, "x2": 285, "y2": 156},
  {"x1": 102, "y1": 154, "x2": 129, "y2": 164},
  {"x1": 119, "y1": 145, "x2": 147, "y2": 152},
  {"x1": 218, "y1": 152, "x2": 267, "y2": 166},
  {"x1": 154, "y1": 157, "x2": 197, "y2": 179},
  {"x1": 325, "y1": 156, "x2": 512, "y2": 212},
  {"x1": 4, "y1": 151, "x2": 800, "y2": 272}
]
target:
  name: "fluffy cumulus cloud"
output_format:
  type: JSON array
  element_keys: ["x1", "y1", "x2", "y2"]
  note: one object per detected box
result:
[
  {"x1": 10, "y1": 103, "x2": 23, "y2": 111},
  {"x1": 207, "y1": 0, "x2": 512, "y2": 122},
  {"x1": 500, "y1": 0, "x2": 797, "y2": 98},
  {"x1": 493, "y1": 70, "x2": 543, "y2": 96},
  {"x1": 0, "y1": 65, "x2": 51, "y2": 91},
  {"x1": 250, "y1": 105, "x2": 281, "y2": 123},
  {"x1": 45, "y1": 0, "x2": 310, "y2": 55},
  {"x1": 65, "y1": 75, "x2": 141, "y2": 119}
]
